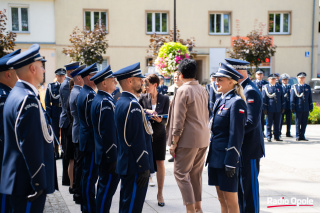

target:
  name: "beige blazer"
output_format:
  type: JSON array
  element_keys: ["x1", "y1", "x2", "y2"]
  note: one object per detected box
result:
[{"x1": 166, "y1": 80, "x2": 210, "y2": 148}]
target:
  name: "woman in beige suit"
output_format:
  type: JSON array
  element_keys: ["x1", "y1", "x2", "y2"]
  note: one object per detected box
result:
[{"x1": 167, "y1": 59, "x2": 210, "y2": 213}]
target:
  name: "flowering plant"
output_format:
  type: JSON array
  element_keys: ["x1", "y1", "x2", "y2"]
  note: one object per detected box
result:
[{"x1": 155, "y1": 42, "x2": 189, "y2": 75}]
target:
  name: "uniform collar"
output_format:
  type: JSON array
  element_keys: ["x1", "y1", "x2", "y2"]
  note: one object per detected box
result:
[
  {"x1": 221, "y1": 88, "x2": 235, "y2": 99},
  {"x1": 0, "y1": 82, "x2": 12, "y2": 91},
  {"x1": 98, "y1": 90, "x2": 113, "y2": 99},
  {"x1": 83, "y1": 84, "x2": 95, "y2": 92},
  {"x1": 18, "y1": 79, "x2": 39, "y2": 96},
  {"x1": 122, "y1": 91, "x2": 138, "y2": 101},
  {"x1": 73, "y1": 84, "x2": 82, "y2": 89},
  {"x1": 269, "y1": 83, "x2": 275, "y2": 87},
  {"x1": 240, "y1": 77, "x2": 249, "y2": 86},
  {"x1": 298, "y1": 83, "x2": 304, "y2": 86}
]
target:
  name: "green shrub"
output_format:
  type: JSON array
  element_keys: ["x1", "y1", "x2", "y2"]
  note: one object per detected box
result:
[{"x1": 308, "y1": 103, "x2": 320, "y2": 124}]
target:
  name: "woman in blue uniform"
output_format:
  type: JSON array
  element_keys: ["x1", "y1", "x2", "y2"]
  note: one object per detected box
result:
[{"x1": 206, "y1": 63, "x2": 247, "y2": 213}]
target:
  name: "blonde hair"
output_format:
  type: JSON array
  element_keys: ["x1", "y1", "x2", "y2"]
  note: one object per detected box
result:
[{"x1": 231, "y1": 79, "x2": 246, "y2": 102}]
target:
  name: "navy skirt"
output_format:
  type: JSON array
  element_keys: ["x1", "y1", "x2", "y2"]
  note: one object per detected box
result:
[{"x1": 208, "y1": 167, "x2": 239, "y2": 192}]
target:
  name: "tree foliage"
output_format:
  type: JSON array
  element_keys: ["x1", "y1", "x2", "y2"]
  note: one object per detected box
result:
[
  {"x1": 0, "y1": 10, "x2": 16, "y2": 57},
  {"x1": 62, "y1": 25, "x2": 108, "y2": 65},
  {"x1": 227, "y1": 22, "x2": 277, "y2": 69},
  {"x1": 147, "y1": 28, "x2": 196, "y2": 61}
]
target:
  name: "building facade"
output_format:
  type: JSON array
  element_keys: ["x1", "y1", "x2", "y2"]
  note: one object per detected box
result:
[{"x1": 1, "y1": 0, "x2": 318, "y2": 83}]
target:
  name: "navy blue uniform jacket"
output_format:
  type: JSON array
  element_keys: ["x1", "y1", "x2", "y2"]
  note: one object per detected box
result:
[
  {"x1": 77, "y1": 85, "x2": 96, "y2": 152},
  {"x1": 241, "y1": 78, "x2": 265, "y2": 160},
  {"x1": 114, "y1": 92, "x2": 154, "y2": 175},
  {"x1": 0, "y1": 83, "x2": 11, "y2": 184},
  {"x1": 252, "y1": 80, "x2": 268, "y2": 93},
  {"x1": 262, "y1": 84, "x2": 284, "y2": 113},
  {"x1": 207, "y1": 90, "x2": 247, "y2": 168},
  {"x1": 282, "y1": 84, "x2": 291, "y2": 110},
  {"x1": 290, "y1": 84, "x2": 313, "y2": 112},
  {"x1": 91, "y1": 90, "x2": 118, "y2": 165},
  {"x1": 0, "y1": 81, "x2": 55, "y2": 196},
  {"x1": 59, "y1": 77, "x2": 71, "y2": 128},
  {"x1": 45, "y1": 82, "x2": 62, "y2": 118}
]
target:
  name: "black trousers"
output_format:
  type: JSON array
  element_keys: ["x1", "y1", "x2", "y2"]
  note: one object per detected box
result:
[
  {"x1": 61, "y1": 127, "x2": 70, "y2": 185},
  {"x1": 73, "y1": 143, "x2": 84, "y2": 195},
  {"x1": 52, "y1": 116, "x2": 60, "y2": 158},
  {"x1": 281, "y1": 109, "x2": 292, "y2": 135},
  {"x1": 238, "y1": 158, "x2": 260, "y2": 213}
]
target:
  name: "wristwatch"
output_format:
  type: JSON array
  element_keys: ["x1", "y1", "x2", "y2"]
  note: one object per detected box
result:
[{"x1": 171, "y1": 140, "x2": 177, "y2": 145}]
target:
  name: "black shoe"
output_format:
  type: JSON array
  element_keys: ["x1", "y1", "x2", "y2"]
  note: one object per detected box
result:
[
  {"x1": 73, "y1": 194, "x2": 82, "y2": 204},
  {"x1": 296, "y1": 138, "x2": 301, "y2": 141},
  {"x1": 157, "y1": 194, "x2": 165, "y2": 207},
  {"x1": 267, "y1": 139, "x2": 271, "y2": 142},
  {"x1": 69, "y1": 187, "x2": 76, "y2": 194},
  {"x1": 300, "y1": 138, "x2": 309, "y2": 141},
  {"x1": 274, "y1": 138, "x2": 283, "y2": 141},
  {"x1": 168, "y1": 157, "x2": 174, "y2": 162},
  {"x1": 286, "y1": 134, "x2": 293, "y2": 137}
]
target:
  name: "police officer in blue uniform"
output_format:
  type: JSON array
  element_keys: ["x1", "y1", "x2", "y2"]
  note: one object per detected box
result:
[
  {"x1": 77, "y1": 63, "x2": 99, "y2": 213},
  {"x1": 112, "y1": 87, "x2": 121, "y2": 102},
  {"x1": 208, "y1": 73, "x2": 222, "y2": 115},
  {"x1": 113, "y1": 62, "x2": 154, "y2": 213},
  {"x1": 225, "y1": 59, "x2": 265, "y2": 213},
  {"x1": 60, "y1": 61, "x2": 80, "y2": 186},
  {"x1": 69, "y1": 65, "x2": 86, "y2": 204},
  {"x1": 262, "y1": 74, "x2": 285, "y2": 142},
  {"x1": 252, "y1": 69, "x2": 268, "y2": 137},
  {"x1": 280, "y1": 73, "x2": 293, "y2": 137},
  {"x1": 1, "y1": 44, "x2": 56, "y2": 212},
  {"x1": 90, "y1": 66, "x2": 120, "y2": 212},
  {"x1": 290, "y1": 72, "x2": 313, "y2": 141},
  {"x1": 45, "y1": 68, "x2": 66, "y2": 158},
  {"x1": 206, "y1": 63, "x2": 247, "y2": 213},
  {"x1": 157, "y1": 75, "x2": 168, "y2": 95},
  {"x1": 0, "y1": 49, "x2": 21, "y2": 213}
]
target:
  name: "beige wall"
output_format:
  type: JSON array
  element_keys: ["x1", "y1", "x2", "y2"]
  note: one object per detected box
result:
[{"x1": 52, "y1": 0, "x2": 318, "y2": 84}]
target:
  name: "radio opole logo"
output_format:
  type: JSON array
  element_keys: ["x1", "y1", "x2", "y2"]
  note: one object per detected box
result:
[{"x1": 267, "y1": 197, "x2": 314, "y2": 208}]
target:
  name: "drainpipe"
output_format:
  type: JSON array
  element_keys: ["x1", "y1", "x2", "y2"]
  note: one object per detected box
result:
[{"x1": 311, "y1": 0, "x2": 316, "y2": 79}]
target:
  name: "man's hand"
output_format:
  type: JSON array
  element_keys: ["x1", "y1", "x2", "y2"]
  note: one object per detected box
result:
[
  {"x1": 263, "y1": 110, "x2": 268, "y2": 115},
  {"x1": 27, "y1": 190, "x2": 43, "y2": 202},
  {"x1": 137, "y1": 170, "x2": 150, "y2": 188},
  {"x1": 169, "y1": 144, "x2": 177, "y2": 157},
  {"x1": 225, "y1": 167, "x2": 236, "y2": 178}
]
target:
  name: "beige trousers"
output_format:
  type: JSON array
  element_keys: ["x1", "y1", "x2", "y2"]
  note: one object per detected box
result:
[{"x1": 174, "y1": 146, "x2": 208, "y2": 205}]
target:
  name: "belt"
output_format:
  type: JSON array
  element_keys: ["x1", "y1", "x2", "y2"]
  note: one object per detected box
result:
[{"x1": 52, "y1": 103, "x2": 62, "y2": 107}]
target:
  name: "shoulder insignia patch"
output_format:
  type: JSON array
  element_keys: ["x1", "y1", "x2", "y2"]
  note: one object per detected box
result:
[
  {"x1": 248, "y1": 99, "x2": 254, "y2": 103},
  {"x1": 131, "y1": 108, "x2": 141, "y2": 113},
  {"x1": 239, "y1": 109, "x2": 245, "y2": 114},
  {"x1": 24, "y1": 102, "x2": 39, "y2": 110}
]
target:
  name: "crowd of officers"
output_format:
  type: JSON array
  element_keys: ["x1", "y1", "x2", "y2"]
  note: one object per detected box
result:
[{"x1": 0, "y1": 43, "x2": 314, "y2": 213}]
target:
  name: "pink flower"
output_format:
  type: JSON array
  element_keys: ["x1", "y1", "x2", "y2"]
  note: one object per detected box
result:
[{"x1": 185, "y1": 54, "x2": 190, "y2": 59}]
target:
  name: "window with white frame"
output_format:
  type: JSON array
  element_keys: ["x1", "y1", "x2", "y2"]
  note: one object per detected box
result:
[
  {"x1": 84, "y1": 11, "x2": 108, "y2": 32},
  {"x1": 97, "y1": 59, "x2": 109, "y2": 70},
  {"x1": 209, "y1": 13, "x2": 230, "y2": 35},
  {"x1": 269, "y1": 12, "x2": 290, "y2": 34},
  {"x1": 11, "y1": 6, "x2": 29, "y2": 32},
  {"x1": 146, "y1": 12, "x2": 168, "y2": 34}
]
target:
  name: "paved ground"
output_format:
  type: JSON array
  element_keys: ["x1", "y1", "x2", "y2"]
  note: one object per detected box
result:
[{"x1": 45, "y1": 124, "x2": 320, "y2": 212}]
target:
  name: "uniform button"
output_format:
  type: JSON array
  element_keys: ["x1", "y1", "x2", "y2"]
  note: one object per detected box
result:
[
  {"x1": 139, "y1": 165, "x2": 142, "y2": 168},
  {"x1": 35, "y1": 183, "x2": 39, "y2": 186},
  {"x1": 237, "y1": 161, "x2": 239, "y2": 163}
]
